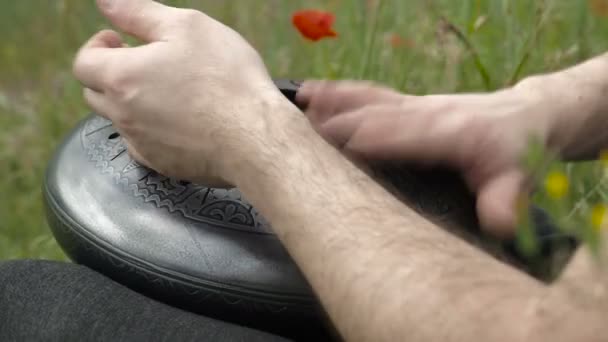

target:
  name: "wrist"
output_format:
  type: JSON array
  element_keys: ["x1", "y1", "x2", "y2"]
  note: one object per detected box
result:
[
  {"x1": 511, "y1": 75, "x2": 558, "y2": 131},
  {"x1": 512, "y1": 74, "x2": 591, "y2": 158},
  {"x1": 222, "y1": 89, "x2": 312, "y2": 186},
  {"x1": 513, "y1": 56, "x2": 608, "y2": 160}
]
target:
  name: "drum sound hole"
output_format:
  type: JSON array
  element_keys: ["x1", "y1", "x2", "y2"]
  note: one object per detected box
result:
[{"x1": 108, "y1": 132, "x2": 120, "y2": 140}]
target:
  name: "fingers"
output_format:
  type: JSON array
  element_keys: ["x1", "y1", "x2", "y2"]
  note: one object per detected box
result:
[
  {"x1": 96, "y1": 0, "x2": 180, "y2": 42},
  {"x1": 83, "y1": 88, "x2": 116, "y2": 118},
  {"x1": 345, "y1": 110, "x2": 434, "y2": 161},
  {"x1": 76, "y1": 0, "x2": 181, "y2": 90},
  {"x1": 84, "y1": 87, "x2": 146, "y2": 167},
  {"x1": 298, "y1": 80, "x2": 405, "y2": 125},
  {"x1": 476, "y1": 169, "x2": 525, "y2": 238},
  {"x1": 123, "y1": 139, "x2": 151, "y2": 168},
  {"x1": 73, "y1": 30, "x2": 125, "y2": 92},
  {"x1": 320, "y1": 106, "x2": 399, "y2": 147},
  {"x1": 329, "y1": 104, "x2": 465, "y2": 165}
]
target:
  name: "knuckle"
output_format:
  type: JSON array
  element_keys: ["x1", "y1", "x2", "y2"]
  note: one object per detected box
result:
[
  {"x1": 104, "y1": 73, "x2": 126, "y2": 93},
  {"x1": 104, "y1": 69, "x2": 133, "y2": 97},
  {"x1": 175, "y1": 9, "x2": 205, "y2": 28}
]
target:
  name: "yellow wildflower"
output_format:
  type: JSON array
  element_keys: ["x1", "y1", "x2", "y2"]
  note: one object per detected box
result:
[
  {"x1": 600, "y1": 150, "x2": 608, "y2": 168},
  {"x1": 591, "y1": 204, "x2": 608, "y2": 232},
  {"x1": 544, "y1": 171, "x2": 569, "y2": 199}
]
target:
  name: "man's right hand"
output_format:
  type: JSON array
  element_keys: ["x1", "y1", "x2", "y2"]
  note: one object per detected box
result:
[
  {"x1": 297, "y1": 81, "x2": 558, "y2": 237},
  {"x1": 73, "y1": 0, "x2": 292, "y2": 187}
]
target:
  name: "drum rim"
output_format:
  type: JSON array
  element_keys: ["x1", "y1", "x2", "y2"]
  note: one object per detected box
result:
[{"x1": 43, "y1": 176, "x2": 317, "y2": 307}]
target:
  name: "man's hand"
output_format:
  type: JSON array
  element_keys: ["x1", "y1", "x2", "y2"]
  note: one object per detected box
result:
[
  {"x1": 298, "y1": 81, "x2": 557, "y2": 237},
  {"x1": 73, "y1": 0, "x2": 287, "y2": 186}
]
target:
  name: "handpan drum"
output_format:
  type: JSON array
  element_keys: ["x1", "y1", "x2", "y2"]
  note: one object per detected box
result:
[{"x1": 44, "y1": 80, "x2": 575, "y2": 339}]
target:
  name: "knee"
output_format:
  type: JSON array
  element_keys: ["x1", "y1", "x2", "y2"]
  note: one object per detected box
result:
[
  {"x1": 0, "y1": 260, "x2": 90, "y2": 298},
  {"x1": 0, "y1": 259, "x2": 47, "y2": 285},
  {"x1": 0, "y1": 259, "x2": 68, "y2": 281}
]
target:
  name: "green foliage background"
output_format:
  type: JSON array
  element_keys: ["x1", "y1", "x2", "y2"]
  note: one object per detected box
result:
[{"x1": 1, "y1": 0, "x2": 607, "y2": 260}]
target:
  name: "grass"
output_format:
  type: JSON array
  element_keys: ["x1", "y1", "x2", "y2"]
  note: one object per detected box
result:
[{"x1": 2, "y1": 0, "x2": 608, "y2": 261}]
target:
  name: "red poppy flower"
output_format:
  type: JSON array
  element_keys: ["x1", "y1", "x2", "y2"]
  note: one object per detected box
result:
[{"x1": 292, "y1": 10, "x2": 338, "y2": 42}]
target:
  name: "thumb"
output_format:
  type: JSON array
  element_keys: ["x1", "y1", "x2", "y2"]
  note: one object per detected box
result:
[
  {"x1": 476, "y1": 169, "x2": 526, "y2": 238},
  {"x1": 96, "y1": 0, "x2": 179, "y2": 42}
]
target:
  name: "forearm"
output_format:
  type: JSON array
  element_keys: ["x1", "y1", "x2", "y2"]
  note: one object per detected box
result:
[
  {"x1": 232, "y1": 100, "x2": 545, "y2": 342},
  {"x1": 515, "y1": 52, "x2": 608, "y2": 160}
]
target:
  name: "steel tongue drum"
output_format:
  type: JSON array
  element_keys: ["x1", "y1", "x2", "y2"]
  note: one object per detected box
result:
[{"x1": 43, "y1": 79, "x2": 576, "y2": 339}]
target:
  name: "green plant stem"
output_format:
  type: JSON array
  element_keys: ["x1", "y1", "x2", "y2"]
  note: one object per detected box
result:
[{"x1": 358, "y1": 0, "x2": 385, "y2": 79}]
